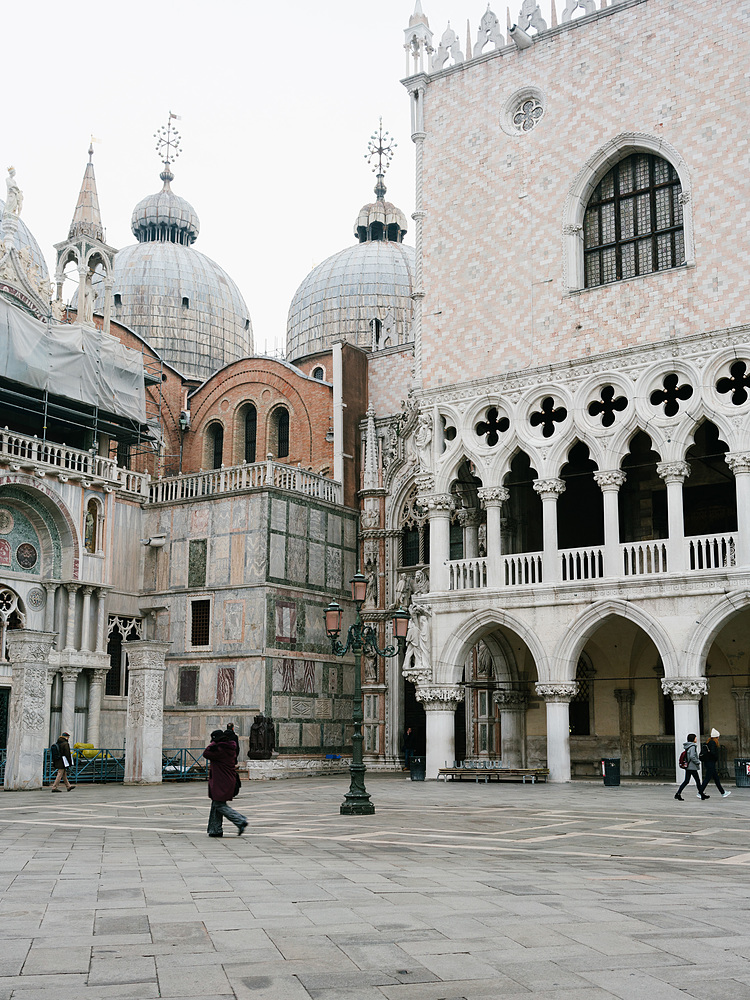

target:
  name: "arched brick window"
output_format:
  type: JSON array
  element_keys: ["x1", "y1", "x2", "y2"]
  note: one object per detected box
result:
[
  {"x1": 584, "y1": 153, "x2": 685, "y2": 287},
  {"x1": 207, "y1": 423, "x2": 223, "y2": 469},
  {"x1": 244, "y1": 404, "x2": 257, "y2": 464},
  {"x1": 276, "y1": 408, "x2": 289, "y2": 459}
]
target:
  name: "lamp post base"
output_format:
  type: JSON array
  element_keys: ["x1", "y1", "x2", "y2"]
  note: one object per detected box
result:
[
  {"x1": 340, "y1": 761, "x2": 375, "y2": 815},
  {"x1": 340, "y1": 797, "x2": 375, "y2": 816}
]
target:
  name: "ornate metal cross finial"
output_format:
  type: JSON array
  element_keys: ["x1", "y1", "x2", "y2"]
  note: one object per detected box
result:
[
  {"x1": 154, "y1": 112, "x2": 183, "y2": 172},
  {"x1": 365, "y1": 119, "x2": 397, "y2": 179}
]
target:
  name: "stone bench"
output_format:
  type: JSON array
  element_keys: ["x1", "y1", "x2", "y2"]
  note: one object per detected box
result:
[{"x1": 437, "y1": 765, "x2": 549, "y2": 784}]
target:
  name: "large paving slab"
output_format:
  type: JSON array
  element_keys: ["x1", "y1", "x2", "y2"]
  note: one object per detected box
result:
[{"x1": 0, "y1": 775, "x2": 749, "y2": 998}]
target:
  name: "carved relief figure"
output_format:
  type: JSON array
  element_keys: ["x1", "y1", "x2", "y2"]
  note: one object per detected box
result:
[
  {"x1": 363, "y1": 646, "x2": 378, "y2": 683},
  {"x1": 414, "y1": 412, "x2": 433, "y2": 472},
  {"x1": 80, "y1": 270, "x2": 95, "y2": 326},
  {"x1": 363, "y1": 560, "x2": 377, "y2": 609},
  {"x1": 403, "y1": 601, "x2": 432, "y2": 685},
  {"x1": 392, "y1": 572, "x2": 413, "y2": 610}
]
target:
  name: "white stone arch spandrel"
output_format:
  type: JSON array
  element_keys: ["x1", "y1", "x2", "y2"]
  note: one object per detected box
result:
[
  {"x1": 435, "y1": 607, "x2": 549, "y2": 687},
  {"x1": 553, "y1": 599, "x2": 680, "y2": 682},
  {"x1": 684, "y1": 590, "x2": 750, "y2": 678},
  {"x1": 563, "y1": 133, "x2": 695, "y2": 291}
]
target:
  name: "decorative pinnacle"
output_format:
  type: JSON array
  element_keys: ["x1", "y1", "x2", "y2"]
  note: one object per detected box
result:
[
  {"x1": 154, "y1": 111, "x2": 182, "y2": 184},
  {"x1": 365, "y1": 118, "x2": 397, "y2": 201}
]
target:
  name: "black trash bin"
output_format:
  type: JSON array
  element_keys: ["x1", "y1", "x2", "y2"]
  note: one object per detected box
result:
[
  {"x1": 735, "y1": 759, "x2": 750, "y2": 787},
  {"x1": 410, "y1": 756, "x2": 426, "y2": 781},
  {"x1": 601, "y1": 758, "x2": 620, "y2": 786}
]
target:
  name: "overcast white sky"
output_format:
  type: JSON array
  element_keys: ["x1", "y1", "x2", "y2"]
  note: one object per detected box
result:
[{"x1": 3, "y1": 0, "x2": 554, "y2": 355}]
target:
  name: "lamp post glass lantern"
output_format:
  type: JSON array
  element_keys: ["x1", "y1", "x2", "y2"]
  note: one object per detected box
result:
[{"x1": 324, "y1": 578, "x2": 408, "y2": 815}]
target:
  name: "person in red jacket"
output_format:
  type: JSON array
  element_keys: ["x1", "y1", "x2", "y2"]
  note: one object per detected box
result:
[{"x1": 203, "y1": 730, "x2": 248, "y2": 837}]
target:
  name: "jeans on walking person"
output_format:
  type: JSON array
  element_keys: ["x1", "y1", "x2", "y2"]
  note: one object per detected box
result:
[
  {"x1": 675, "y1": 734, "x2": 709, "y2": 800},
  {"x1": 207, "y1": 800, "x2": 247, "y2": 836},
  {"x1": 700, "y1": 729, "x2": 731, "y2": 797}
]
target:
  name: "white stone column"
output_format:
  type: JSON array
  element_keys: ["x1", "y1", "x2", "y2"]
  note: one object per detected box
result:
[
  {"x1": 4, "y1": 630, "x2": 57, "y2": 791},
  {"x1": 533, "y1": 479, "x2": 566, "y2": 584},
  {"x1": 102, "y1": 277, "x2": 113, "y2": 336},
  {"x1": 417, "y1": 685, "x2": 464, "y2": 779},
  {"x1": 594, "y1": 470, "x2": 626, "y2": 578},
  {"x1": 95, "y1": 588, "x2": 108, "y2": 654},
  {"x1": 60, "y1": 666, "x2": 81, "y2": 737},
  {"x1": 86, "y1": 668, "x2": 108, "y2": 747},
  {"x1": 494, "y1": 690, "x2": 527, "y2": 767},
  {"x1": 725, "y1": 453, "x2": 750, "y2": 567},
  {"x1": 45, "y1": 669, "x2": 55, "y2": 742},
  {"x1": 657, "y1": 462, "x2": 690, "y2": 573},
  {"x1": 124, "y1": 640, "x2": 170, "y2": 784},
  {"x1": 478, "y1": 487, "x2": 509, "y2": 587},
  {"x1": 662, "y1": 677, "x2": 708, "y2": 782},
  {"x1": 457, "y1": 508, "x2": 480, "y2": 559},
  {"x1": 63, "y1": 583, "x2": 79, "y2": 652},
  {"x1": 43, "y1": 583, "x2": 57, "y2": 634},
  {"x1": 536, "y1": 682, "x2": 577, "y2": 783},
  {"x1": 80, "y1": 586, "x2": 94, "y2": 652},
  {"x1": 421, "y1": 494, "x2": 453, "y2": 592}
]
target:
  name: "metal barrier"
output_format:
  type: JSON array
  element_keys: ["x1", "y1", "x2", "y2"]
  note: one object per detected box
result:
[
  {"x1": 161, "y1": 748, "x2": 209, "y2": 781},
  {"x1": 37, "y1": 748, "x2": 209, "y2": 784},
  {"x1": 639, "y1": 742, "x2": 729, "y2": 778}
]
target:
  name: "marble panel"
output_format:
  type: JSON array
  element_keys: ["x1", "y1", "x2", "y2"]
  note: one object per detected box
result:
[
  {"x1": 278, "y1": 722, "x2": 300, "y2": 746},
  {"x1": 244, "y1": 595, "x2": 265, "y2": 649},
  {"x1": 234, "y1": 657, "x2": 263, "y2": 708},
  {"x1": 269, "y1": 534, "x2": 286, "y2": 578},
  {"x1": 323, "y1": 723, "x2": 343, "y2": 746},
  {"x1": 191, "y1": 508, "x2": 209, "y2": 534},
  {"x1": 309, "y1": 508, "x2": 326, "y2": 541},
  {"x1": 230, "y1": 534, "x2": 245, "y2": 585},
  {"x1": 343, "y1": 515, "x2": 356, "y2": 549},
  {"x1": 291, "y1": 697, "x2": 313, "y2": 718},
  {"x1": 170, "y1": 505, "x2": 188, "y2": 536},
  {"x1": 326, "y1": 547, "x2": 342, "y2": 591},
  {"x1": 289, "y1": 503, "x2": 307, "y2": 537},
  {"x1": 306, "y1": 607, "x2": 327, "y2": 648},
  {"x1": 169, "y1": 539, "x2": 187, "y2": 589},
  {"x1": 287, "y1": 537, "x2": 307, "y2": 584},
  {"x1": 231, "y1": 496, "x2": 249, "y2": 531},
  {"x1": 301, "y1": 723, "x2": 321, "y2": 747},
  {"x1": 212, "y1": 501, "x2": 231, "y2": 536},
  {"x1": 308, "y1": 543, "x2": 325, "y2": 586},
  {"x1": 245, "y1": 532, "x2": 266, "y2": 583},
  {"x1": 328, "y1": 515, "x2": 342, "y2": 545},
  {"x1": 343, "y1": 550, "x2": 356, "y2": 588},
  {"x1": 223, "y1": 601, "x2": 244, "y2": 642},
  {"x1": 272, "y1": 695, "x2": 290, "y2": 718},
  {"x1": 271, "y1": 498, "x2": 287, "y2": 532},
  {"x1": 327, "y1": 666, "x2": 338, "y2": 695},
  {"x1": 342, "y1": 665, "x2": 355, "y2": 696},
  {"x1": 315, "y1": 698, "x2": 333, "y2": 719},
  {"x1": 334, "y1": 699, "x2": 354, "y2": 720}
]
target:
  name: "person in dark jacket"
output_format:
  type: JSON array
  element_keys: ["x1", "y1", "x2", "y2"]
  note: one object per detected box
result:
[
  {"x1": 224, "y1": 722, "x2": 240, "y2": 753},
  {"x1": 203, "y1": 730, "x2": 247, "y2": 837},
  {"x1": 50, "y1": 732, "x2": 75, "y2": 792},
  {"x1": 403, "y1": 727, "x2": 415, "y2": 771},
  {"x1": 700, "y1": 728, "x2": 731, "y2": 798},
  {"x1": 675, "y1": 733, "x2": 709, "y2": 800}
]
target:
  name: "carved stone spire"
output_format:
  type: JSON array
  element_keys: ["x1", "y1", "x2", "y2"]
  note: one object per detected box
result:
[
  {"x1": 363, "y1": 404, "x2": 378, "y2": 489},
  {"x1": 68, "y1": 145, "x2": 105, "y2": 242}
]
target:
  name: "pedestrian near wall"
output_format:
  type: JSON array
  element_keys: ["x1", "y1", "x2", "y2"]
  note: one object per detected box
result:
[
  {"x1": 224, "y1": 722, "x2": 240, "y2": 753},
  {"x1": 675, "y1": 733, "x2": 709, "y2": 800},
  {"x1": 700, "y1": 728, "x2": 731, "y2": 798},
  {"x1": 203, "y1": 729, "x2": 248, "y2": 837},
  {"x1": 50, "y1": 732, "x2": 75, "y2": 792}
]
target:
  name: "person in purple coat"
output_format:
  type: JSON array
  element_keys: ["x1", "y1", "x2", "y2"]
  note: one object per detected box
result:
[{"x1": 203, "y1": 730, "x2": 248, "y2": 837}]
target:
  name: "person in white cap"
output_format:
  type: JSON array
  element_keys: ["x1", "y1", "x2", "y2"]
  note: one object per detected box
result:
[{"x1": 699, "y1": 728, "x2": 731, "y2": 798}]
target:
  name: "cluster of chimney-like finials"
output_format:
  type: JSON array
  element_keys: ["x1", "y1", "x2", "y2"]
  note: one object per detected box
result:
[{"x1": 405, "y1": 0, "x2": 628, "y2": 74}]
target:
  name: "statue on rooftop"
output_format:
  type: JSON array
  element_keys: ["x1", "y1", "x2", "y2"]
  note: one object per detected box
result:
[{"x1": 4, "y1": 167, "x2": 23, "y2": 219}]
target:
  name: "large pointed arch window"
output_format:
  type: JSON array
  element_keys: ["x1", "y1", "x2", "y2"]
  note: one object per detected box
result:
[{"x1": 584, "y1": 153, "x2": 685, "y2": 288}]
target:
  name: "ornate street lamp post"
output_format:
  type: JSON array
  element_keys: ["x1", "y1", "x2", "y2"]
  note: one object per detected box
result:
[{"x1": 324, "y1": 573, "x2": 409, "y2": 815}]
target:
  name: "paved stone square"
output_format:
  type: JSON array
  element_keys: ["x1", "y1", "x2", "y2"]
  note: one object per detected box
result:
[{"x1": 1, "y1": 775, "x2": 750, "y2": 999}]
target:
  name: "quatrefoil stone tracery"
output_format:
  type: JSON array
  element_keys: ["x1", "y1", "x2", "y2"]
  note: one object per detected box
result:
[
  {"x1": 476, "y1": 407, "x2": 509, "y2": 446},
  {"x1": 650, "y1": 372, "x2": 694, "y2": 417},
  {"x1": 717, "y1": 360, "x2": 750, "y2": 405},
  {"x1": 588, "y1": 385, "x2": 628, "y2": 427},
  {"x1": 513, "y1": 98, "x2": 544, "y2": 133},
  {"x1": 530, "y1": 397, "x2": 567, "y2": 437}
]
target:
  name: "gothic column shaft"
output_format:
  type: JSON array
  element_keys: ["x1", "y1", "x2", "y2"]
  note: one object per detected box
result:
[
  {"x1": 423, "y1": 495, "x2": 453, "y2": 592},
  {"x1": 478, "y1": 488, "x2": 509, "y2": 587},
  {"x1": 726, "y1": 454, "x2": 750, "y2": 567},
  {"x1": 124, "y1": 640, "x2": 170, "y2": 784},
  {"x1": 60, "y1": 667, "x2": 81, "y2": 738},
  {"x1": 4, "y1": 630, "x2": 57, "y2": 791},
  {"x1": 614, "y1": 688, "x2": 635, "y2": 776},
  {"x1": 43, "y1": 584, "x2": 57, "y2": 634},
  {"x1": 95, "y1": 589, "x2": 108, "y2": 654},
  {"x1": 87, "y1": 669, "x2": 108, "y2": 747},
  {"x1": 533, "y1": 480, "x2": 565, "y2": 584},
  {"x1": 657, "y1": 462, "x2": 690, "y2": 573},
  {"x1": 63, "y1": 584, "x2": 79, "y2": 652},
  {"x1": 536, "y1": 682, "x2": 577, "y2": 782},
  {"x1": 732, "y1": 687, "x2": 750, "y2": 757},
  {"x1": 594, "y1": 471, "x2": 626, "y2": 578},
  {"x1": 80, "y1": 587, "x2": 94, "y2": 652},
  {"x1": 418, "y1": 686, "x2": 464, "y2": 779},
  {"x1": 494, "y1": 690, "x2": 527, "y2": 767},
  {"x1": 662, "y1": 678, "x2": 707, "y2": 781}
]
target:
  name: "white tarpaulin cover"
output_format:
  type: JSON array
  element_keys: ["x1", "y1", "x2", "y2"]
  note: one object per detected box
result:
[{"x1": 0, "y1": 297, "x2": 146, "y2": 424}]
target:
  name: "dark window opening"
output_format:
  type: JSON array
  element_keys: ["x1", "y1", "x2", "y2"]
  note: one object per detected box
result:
[
  {"x1": 179, "y1": 668, "x2": 199, "y2": 705},
  {"x1": 584, "y1": 152, "x2": 685, "y2": 288},
  {"x1": 619, "y1": 431, "x2": 666, "y2": 542},
  {"x1": 402, "y1": 528, "x2": 420, "y2": 566},
  {"x1": 190, "y1": 599, "x2": 211, "y2": 647},
  {"x1": 503, "y1": 451, "x2": 542, "y2": 554},
  {"x1": 245, "y1": 405, "x2": 257, "y2": 464},
  {"x1": 557, "y1": 441, "x2": 604, "y2": 549},
  {"x1": 113, "y1": 293, "x2": 121, "y2": 307},
  {"x1": 276, "y1": 409, "x2": 289, "y2": 459},
  {"x1": 209, "y1": 424, "x2": 223, "y2": 469},
  {"x1": 684, "y1": 421, "x2": 737, "y2": 536},
  {"x1": 312, "y1": 367, "x2": 324, "y2": 380},
  {"x1": 182, "y1": 296, "x2": 189, "y2": 309},
  {"x1": 449, "y1": 520, "x2": 463, "y2": 561}
]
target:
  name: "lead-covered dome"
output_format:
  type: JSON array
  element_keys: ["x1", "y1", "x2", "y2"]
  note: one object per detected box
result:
[
  {"x1": 94, "y1": 168, "x2": 252, "y2": 381},
  {"x1": 286, "y1": 172, "x2": 414, "y2": 364},
  {"x1": 0, "y1": 198, "x2": 50, "y2": 281}
]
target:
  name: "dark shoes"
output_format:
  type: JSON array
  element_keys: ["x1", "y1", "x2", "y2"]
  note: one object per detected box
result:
[
  {"x1": 67, "y1": 786, "x2": 75, "y2": 792},
  {"x1": 237, "y1": 822, "x2": 248, "y2": 837},
  {"x1": 674, "y1": 794, "x2": 683, "y2": 800},
  {"x1": 208, "y1": 833, "x2": 223, "y2": 838},
  {"x1": 701, "y1": 794, "x2": 710, "y2": 800}
]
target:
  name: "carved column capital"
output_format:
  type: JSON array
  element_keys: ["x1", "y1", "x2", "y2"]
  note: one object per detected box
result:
[
  {"x1": 90, "y1": 667, "x2": 109, "y2": 685},
  {"x1": 661, "y1": 677, "x2": 708, "y2": 700},
  {"x1": 726, "y1": 452, "x2": 750, "y2": 475},
  {"x1": 493, "y1": 689, "x2": 528, "y2": 711},
  {"x1": 65, "y1": 582, "x2": 80, "y2": 594},
  {"x1": 533, "y1": 478, "x2": 566, "y2": 499},
  {"x1": 478, "y1": 486, "x2": 510, "y2": 507},
  {"x1": 455, "y1": 508, "x2": 481, "y2": 528},
  {"x1": 82, "y1": 585, "x2": 95, "y2": 596},
  {"x1": 594, "y1": 470, "x2": 627, "y2": 491},
  {"x1": 732, "y1": 686, "x2": 750, "y2": 703},
  {"x1": 614, "y1": 688, "x2": 635, "y2": 705},
  {"x1": 418, "y1": 493, "x2": 454, "y2": 516},
  {"x1": 535, "y1": 681, "x2": 577, "y2": 703},
  {"x1": 656, "y1": 461, "x2": 691, "y2": 484},
  {"x1": 60, "y1": 665, "x2": 82, "y2": 683},
  {"x1": 415, "y1": 685, "x2": 464, "y2": 711},
  {"x1": 5, "y1": 629, "x2": 57, "y2": 665}
]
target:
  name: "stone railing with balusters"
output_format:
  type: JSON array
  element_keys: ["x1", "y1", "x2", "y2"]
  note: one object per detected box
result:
[
  {"x1": 0, "y1": 427, "x2": 148, "y2": 497},
  {"x1": 149, "y1": 458, "x2": 343, "y2": 506}
]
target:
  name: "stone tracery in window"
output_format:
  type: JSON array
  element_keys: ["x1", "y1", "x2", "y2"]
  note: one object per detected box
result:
[
  {"x1": 588, "y1": 385, "x2": 628, "y2": 428},
  {"x1": 717, "y1": 361, "x2": 750, "y2": 406},
  {"x1": 513, "y1": 97, "x2": 544, "y2": 133},
  {"x1": 476, "y1": 407, "x2": 509, "y2": 446},
  {"x1": 650, "y1": 373, "x2": 693, "y2": 417},
  {"x1": 530, "y1": 396, "x2": 567, "y2": 437}
]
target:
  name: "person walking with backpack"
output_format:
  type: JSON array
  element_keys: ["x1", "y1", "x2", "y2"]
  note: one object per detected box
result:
[
  {"x1": 675, "y1": 733, "x2": 709, "y2": 800},
  {"x1": 700, "y1": 728, "x2": 731, "y2": 798},
  {"x1": 49, "y1": 733, "x2": 75, "y2": 792}
]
